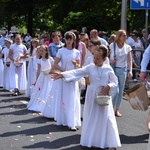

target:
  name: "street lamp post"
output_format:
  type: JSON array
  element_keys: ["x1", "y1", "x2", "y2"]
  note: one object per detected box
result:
[{"x1": 121, "y1": 0, "x2": 128, "y2": 31}]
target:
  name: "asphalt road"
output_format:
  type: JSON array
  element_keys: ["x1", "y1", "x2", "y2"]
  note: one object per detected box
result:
[{"x1": 0, "y1": 80, "x2": 149, "y2": 150}]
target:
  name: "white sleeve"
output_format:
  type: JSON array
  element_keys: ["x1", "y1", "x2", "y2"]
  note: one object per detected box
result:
[
  {"x1": 107, "y1": 67, "x2": 118, "y2": 94},
  {"x1": 56, "y1": 49, "x2": 62, "y2": 58},
  {"x1": 127, "y1": 44, "x2": 132, "y2": 52},
  {"x1": 104, "y1": 57, "x2": 110, "y2": 65},
  {"x1": 61, "y1": 65, "x2": 90, "y2": 82},
  {"x1": 0, "y1": 45, "x2": 2, "y2": 51},
  {"x1": 83, "y1": 56, "x2": 93, "y2": 66},
  {"x1": 141, "y1": 45, "x2": 150, "y2": 72},
  {"x1": 109, "y1": 43, "x2": 114, "y2": 60},
  {"x1": 23, "y1": 45, "x2": 27, "y2": 53},
  {"x1": 50, "y1": 57, "x2": 54, "y2": 65},
  {"x1": 76, "y1": 50, "x2": 80, "y2": 60},
  {"x1": 37, "y1": 59, "x2": 41, "y2": 65},
  {"x1": 100, "y1": 38, "x2": 108, "y2": 46}
]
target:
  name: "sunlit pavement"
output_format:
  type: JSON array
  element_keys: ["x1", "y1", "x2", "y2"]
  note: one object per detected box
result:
[{"x1": 0, "y1": 79, "x2": 149, "y2": 150}]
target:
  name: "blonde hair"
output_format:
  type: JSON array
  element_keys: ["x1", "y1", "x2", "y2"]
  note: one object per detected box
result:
[
  {"x1": 40, "y1": 44, "x2": 50, "y2": 59},
  {"x1": 115, "y1": 29, "x2": 126, "y2": 45},
  {"x1": 36, "y1": 46, "x2": 42, "y2": 59},
  {"x1": 32, "y1": 38, "x2": 39, "y2": 43}
]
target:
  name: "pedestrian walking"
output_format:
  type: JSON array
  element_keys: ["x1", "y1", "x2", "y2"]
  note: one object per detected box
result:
[{"x1": 109, "y1": 29, "x2": 133, "y2": 117}]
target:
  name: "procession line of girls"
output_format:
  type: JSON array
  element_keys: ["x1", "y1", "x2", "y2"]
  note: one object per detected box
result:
[
  {"x1": 0, "y1": 29, "x2": 136, "y2": 149},
  {"x1": 26, "y1": 31, "x2": 121, "y2": 149}
]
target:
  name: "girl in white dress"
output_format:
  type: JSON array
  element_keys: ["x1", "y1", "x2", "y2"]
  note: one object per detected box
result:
[
  {"x1": 26, "y1": 46, "x2": 42, "y2": 97},
  {"x1": 2, "y1": 38, "x2": 12, "y2": 90},
  {"x1": 0, "y1": 45, "x2": 4, "y2": 87},
  {"x1": 8, "y1": 34, "x2": 29, "y2": 96},
  {"x1": 53, "y1": 31, "x2": 81, "y2": 131},
  {"x1": 27, "y1": 45, "x2": 54, "y2": 114},
  {"x1": 52, "y1": 45, "x2": 121, "y2": 149},
  {"x1": 71, "y1": 30, "x2": 86, "y2": 67},
  {"x1": 84, "y1": 39, "x2": 110, "y2": 66},
  {"x1": 26, "y1": 38, "x2": 39, "y2": 97}
]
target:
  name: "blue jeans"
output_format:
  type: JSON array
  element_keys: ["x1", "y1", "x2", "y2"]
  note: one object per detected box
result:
[{"x1": 112, "y1": 67, "x2": 127, "y2": 109}]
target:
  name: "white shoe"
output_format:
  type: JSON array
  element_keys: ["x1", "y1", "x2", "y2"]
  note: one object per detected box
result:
[
  {"x1": 133, "y1": 78, "x2": 138, "y2": 82},
  {"x1": 13, "y1": 92, "x2": 18, "y2": 96},
  {"x1": 69, "y1": 127, "x2": 77, "y2": 131}
]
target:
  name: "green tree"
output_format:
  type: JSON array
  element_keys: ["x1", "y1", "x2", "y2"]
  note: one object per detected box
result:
[{"x1": 0, "y1": 0, "x2": 149, "y2": 35}]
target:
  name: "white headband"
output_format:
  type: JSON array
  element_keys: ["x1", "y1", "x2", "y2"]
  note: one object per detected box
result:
[
  {"x1": 64, "y1": 31, "x2": 76, "y2": 40},
  {"x1": 5, "y1": 38, "x2": 13, "y2": 44}
]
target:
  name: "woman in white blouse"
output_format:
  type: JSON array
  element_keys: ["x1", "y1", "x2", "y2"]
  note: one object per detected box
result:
[{"x1": 109, "y1": 29, "x2": 133, "y2": 117}]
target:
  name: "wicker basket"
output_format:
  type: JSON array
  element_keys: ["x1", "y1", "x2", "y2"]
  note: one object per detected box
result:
[
  {"x1": 95, "y1": 95, "x2": 110, "y2": 106},
  {"x1": 14, "y1": 62, "x2": 23, "y2": 67},
  {"x1": 41, "y1": 69, "x2": 50, "y2": 75},
  {"x1": 6, "y1": 62, "x2": 10, "y2": 67}
]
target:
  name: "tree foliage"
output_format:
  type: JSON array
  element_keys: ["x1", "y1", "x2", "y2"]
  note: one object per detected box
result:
[{"x1": 0, "y1": 0, "x2": 149, "y2": 35}]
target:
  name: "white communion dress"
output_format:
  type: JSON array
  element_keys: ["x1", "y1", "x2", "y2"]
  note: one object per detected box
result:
[
  {"x1": 2, "y1": 47, "x2": 11, "y2": 90},
  {"x1": 27, "y1": 57, "x2": 54, "y2": 115},
  {"x1": 26, "y1": 48, "x2": 37, "y2": 97},
  {"x1": 55, "y1": 47, "x2": 81, "y2": 129},
  {"x1": 9, "y1": 43, "x2": 27, "y2": 90},
  {"x1": 0, "y1": 46, "x2": 4, "y2": 87},
  {"x1": 61, "y1": 63, "x2": 121, "y2": 149}
]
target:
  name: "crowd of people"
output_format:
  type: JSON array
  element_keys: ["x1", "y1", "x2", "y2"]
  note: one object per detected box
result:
[{"x1": 0, "y1": 27, "x2": 150, "y2": 149}]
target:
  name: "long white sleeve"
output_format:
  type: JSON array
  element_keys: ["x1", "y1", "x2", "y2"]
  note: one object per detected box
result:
[
  {"x1": 141, "y1": 45, "x2": 150, "y2": 72},
  {"x1": 61, "y1": 65, "x2": 89, "y2": 82}
]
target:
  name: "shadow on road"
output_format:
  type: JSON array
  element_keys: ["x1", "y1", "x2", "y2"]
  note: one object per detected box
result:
[
  {"x1": 0, "y1": 106, "x2": 30, "y2": 116},
  {"x1": 10, "y1": 114, "x2": 55, "y2": 124},
  {"x1": 0, "y1": 96, "x2": 29, "y2": 102},
  {"x1": 120, "y1": 133, "x2": 149, "y2": 144},
  {"x1": 22, "y1": 134, "x2": 80, "y2": 149},
  {"x1": 0, "y1": 123, "x2": 80, "y2": 137}
]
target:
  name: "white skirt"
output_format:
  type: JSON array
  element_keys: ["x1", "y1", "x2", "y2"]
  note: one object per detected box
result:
[
  {"x1": 55, "y1": 79, "x2": 81, "y2": 128},
  {"x1": 26, "y1": 58, "x2": 36, "y2": 97},
  {"x1": 3, "y1": 63, "x2": 10, "y2": 90},
  {"x1": 80, "y1": 90, "x2": 121, "y2": 148},
  {"x1": 9, "y1": 61, "x2": 27, "y2": 90},
  {"x1": 27, "y1": 72, "x2": 53, "y2": 113},
  {"x1": 0, "y1": 59, "x2": 4, "y2": 87}
]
